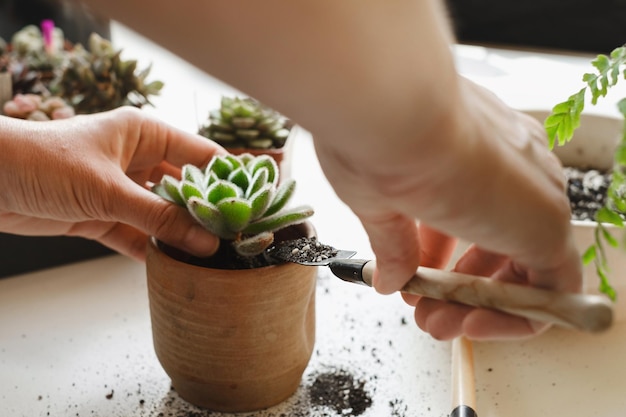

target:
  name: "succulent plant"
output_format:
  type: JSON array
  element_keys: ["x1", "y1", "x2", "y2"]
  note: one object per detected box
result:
[
  {"x1": 198, "y1": 96, "x2": 291, "y2": 150},
  {"x1": 2, "y1": 25, "x2": 65, "y2": 96},
  {"x1": 152, "y1": 153, "x2": 313, "y2": 258},
  {"x1": 3, "y1": 93, "x2": 75, "y2": 120},
  {"x1": 51, "y1": 33, "x2": 164, "y2": 114}
]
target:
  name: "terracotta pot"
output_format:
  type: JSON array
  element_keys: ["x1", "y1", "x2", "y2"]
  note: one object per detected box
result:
[
  {"x1": 225, "y1": 124, "x2": 298, "y2": 183},
  {"x1": 145, "y1": 222, "x2": 317, "y2": 411}
]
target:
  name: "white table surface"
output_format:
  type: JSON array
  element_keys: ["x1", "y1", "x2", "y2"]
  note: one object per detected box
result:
[{"x1": 2, "y1": 22, "x2": 626, "y2": 417}]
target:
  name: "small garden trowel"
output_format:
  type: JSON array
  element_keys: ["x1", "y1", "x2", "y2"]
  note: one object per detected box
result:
[{"x1": 267, "y1": 240, "x2": 614, "y2": 333}]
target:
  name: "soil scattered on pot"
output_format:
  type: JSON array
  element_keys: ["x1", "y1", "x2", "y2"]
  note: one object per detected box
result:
[{"x1": 268, "y1": 236, "x2": 339, "y2": 264}]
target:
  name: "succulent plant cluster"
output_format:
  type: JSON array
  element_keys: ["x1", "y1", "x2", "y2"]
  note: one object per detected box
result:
[
  {"x1": 3, "y1": 93, "x2": 74, "y2": 120},
  {"x1": 198, "y1": 96, "x2": 291, "y2": 150},
  {"x1": 0, "y1": 24, "x2": 163, "y2": 117},
  {"x1": 153, "y1": 153, "x2": 313, "y2": 257},
  {"x1": 54, "y1": 33, "x2": 163, "y2": 113}
]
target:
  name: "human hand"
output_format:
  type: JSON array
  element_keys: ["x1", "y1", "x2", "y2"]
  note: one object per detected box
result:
[
  {"x1": 314, "y1": 77, "x2": 582, "y2": 340},
  {"x1": 0, "y1": 107, "x2": 226, "y2": 261}
]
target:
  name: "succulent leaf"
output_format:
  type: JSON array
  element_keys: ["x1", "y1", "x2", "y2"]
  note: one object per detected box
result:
[
  {"x1": 187, "y1": 197, "x2": 236, "y2": 239},
  {"x1": 243, "y1": 205, "x2": 314, "y2": 235},
  {"x1": 228, "y1": 167, "x2": 251, "y2": 192},
  {"x1": 265, "y1": 179, "x2": 296, "y2": 216},
  {"x1": 233, "y1": 231, "x2": 275, "y2": 257},
  {"x1": 181, "y1": 181, "x2": 203, "y2": 201},
  {"x1": 152, "y1": 183, "x2": 181, "y2": 206},
  {"x1": 248, "y1": 155, "x2": 278, "y2": 185},
  {"x1": 182, "y1": 164, "x2": 204, "y2": 185},
  {"x1": 206, "y1": 155, "x2": 234, "y2": 179},
  {"x1": 249, "y1": 184, "x2": 273, "y2": 220},
  {"x1": 246, "y1": 167, "x2": 269, "y2": 198},
  {"x1": 157, "y1": 175, "x2": 185, "y2": 206},
  {"x1": 206, "y1": 180, "x2": 240, "y2": 205},
  {"x1": 217, "y1": 198, "x2": 253, "y2": 232}
]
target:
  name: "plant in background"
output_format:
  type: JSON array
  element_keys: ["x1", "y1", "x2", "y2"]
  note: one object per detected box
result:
[
  {"x1": 0, "y1": 23, "x2": 164, "y2": 116},
  {"x1": 3, "y1": 93, "x2": 74, "y2": 120},
  {"x1": 198, "y1": 96, "x2": 291, "y2": 150},
  {"x1": 152, "y1": 153, "x2": 313, "y2": 263},
  {"x1": 52, "y1": 33, "x2": 163, "y2": 114},
  {"x1": 2, "y1": 24, "x2": 64, "y2": 96},
  {"x1": 545, "y1": 45, "x2": 626, "y2": 300}
]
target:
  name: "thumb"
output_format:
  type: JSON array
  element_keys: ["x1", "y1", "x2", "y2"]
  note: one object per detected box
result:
[
  {"x1": 110, "y1": 184, "x2": 220, "y2": 258},
  {"x1": 358, "y1": 213, "x2": 421, "y2": 294}
]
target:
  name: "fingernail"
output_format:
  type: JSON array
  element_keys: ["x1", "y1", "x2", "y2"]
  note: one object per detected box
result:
[{"x1": 183, "y1": 225, "x2": 219, "y2": 256}]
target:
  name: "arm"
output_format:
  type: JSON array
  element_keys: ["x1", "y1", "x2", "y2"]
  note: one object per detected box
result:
[
  {"x1": 78, "y1": 0, "x2": 582, "y2": 339},
  {"x1": 0, "y1": 108, "x2": 225, "y2": 260}
]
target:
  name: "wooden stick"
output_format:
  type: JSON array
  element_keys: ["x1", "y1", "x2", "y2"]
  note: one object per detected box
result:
[{"x1": 451, "y1": 337, "x2": 478, "y2": 417}]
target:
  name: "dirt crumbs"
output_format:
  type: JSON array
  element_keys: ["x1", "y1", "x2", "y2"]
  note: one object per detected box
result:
[
  {"x1": 309, "y1": 368, "x2": 372, "y2": 416},
  {"x1": 269, "y1": 237, "x2": 339, "y2": 264}
]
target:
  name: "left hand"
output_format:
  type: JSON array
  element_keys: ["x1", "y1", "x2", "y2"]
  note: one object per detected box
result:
[{"x1": 0, "y1": 107, "x2": 226, "y2": 261}]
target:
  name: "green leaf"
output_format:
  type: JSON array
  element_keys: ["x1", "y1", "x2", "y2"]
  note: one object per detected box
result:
[
  {"x1": 182, "y1": 164, "x2": 204, "y2": 185},
  {"x1": 614, "y1": 142, "x2": 626, "y2": 166},
  {"x1": 145, "y1": 80, "x2": 164, "y2": 94},
  {"x1": 225, "y1": 154, "x2": 244, "y2": 170},
  {"x1": 154, "y1": 175, "x2": 184, "y2": 205},
  {"x1": 187, "y1": 197, "x2": 235, "y2": 239},
  {"x1": 217, "y1": 198, "x2": 252, "y2": 232},
  {"x1": 597, "y1": 266, "x2": 617, "y2": 301},
  {"x1": 243, "y1": 205, "x2": 314, "y2": 235},
  {"x1": 181, "y1": 181, "x2": 203, "y2": 201},
  {"x1": 206, "y1": 155, "x2": 234, "y2": 179},
  {"x1": 264, "y1": 179, "x2": 296, "y2": 216},
  {"x1": 228, "y1": 167, "x2": 251, "y2": 192},
  {"x1": 248, "y1": 155, "x2": 278, "y2": 185},
  {"x1": 596, "y1": 206, "x2": 624, "y2": 227},
  {"x1": 246, "y1": 167, "x2": 269, "y2": 198},
  {"x1": 581, "y1": 245, "x2": 597, "y2": 265},
  {"x1": 249, "y1": 184, "x2": 273, "y2": 220},
  {"x1": 206, "y1": 180, "x2": 240, "y2": 205},
  {"x1": 232, "y1": 231, "x2": 275, "y2": 257},
  {"x1": 544, "y1": 89, "x2": 585, "y2": 147}
]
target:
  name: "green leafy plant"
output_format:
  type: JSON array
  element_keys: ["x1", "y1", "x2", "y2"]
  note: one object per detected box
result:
[
  {"x1": 545, "y1": 45, "x2": 626, "y2": 300},
  {"x1": 152, "y1": 153, "x2": 313, "y2": 258},
  {"x1": 198, "y1": 96, "x2": 291, "y2": 150}
]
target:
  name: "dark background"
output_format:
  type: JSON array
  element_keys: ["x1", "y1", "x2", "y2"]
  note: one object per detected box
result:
[
  {"x1": 0, "y1": 0, "x2": 109, "y2": 45},
  {"x1": 446, "y1": 0, "x2": 626, "y2": 54}
]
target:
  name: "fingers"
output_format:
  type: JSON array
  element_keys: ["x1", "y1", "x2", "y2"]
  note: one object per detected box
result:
[
  {"x1": 359, "y1": 213, "x2": 421, "y2": 295},
  {"x1": 402, "y1": 223, "x2": 458, "y2": 306},
  {"x1": 116, "y1": 107, "x2": 227, "y2": 170},
  {"x1": 415, "y1": 298, "x2": 548, "y2": 341},
  {"x1": 107, "y1": 179, "x2": 220, "y2": 258},
  {"x1": 418, "y1": 223, "x2": 458, "y2": 269},
  {"x1": 413, "y1": 245, "x2": 550, "y2": 340}
]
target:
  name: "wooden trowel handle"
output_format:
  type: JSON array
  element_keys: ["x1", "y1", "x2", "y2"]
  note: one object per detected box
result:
[{"x1": 329, "y1": 259, "x2": 613, "y2": 333}]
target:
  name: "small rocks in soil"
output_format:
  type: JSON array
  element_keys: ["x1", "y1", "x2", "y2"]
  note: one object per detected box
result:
[
  {"x1": 268, "y1": 237, "x2": 339, "y2": 264},
  {"x1": 563, "y1": 167, "x2": 611, "y2": 221}
]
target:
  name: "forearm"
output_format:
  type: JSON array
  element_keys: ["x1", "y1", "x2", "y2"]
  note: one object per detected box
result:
[
  {"x1": 419, "y1": 82, "x2": 574, "y2": 274},
  {"x1": 80, "y1": 0, "x2": 459, "y2": 160}
]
